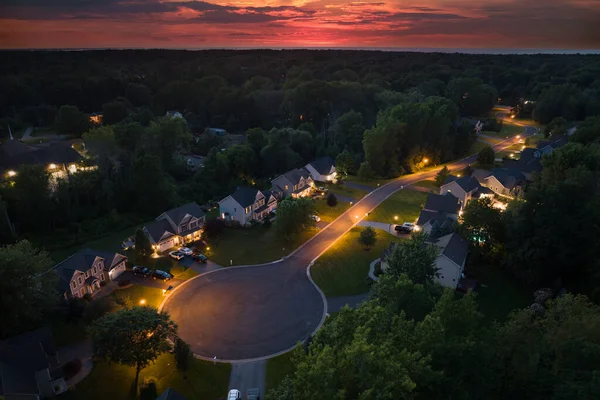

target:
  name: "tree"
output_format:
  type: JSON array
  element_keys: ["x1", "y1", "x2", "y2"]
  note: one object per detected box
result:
[
  {"x1": 146, "y1": 117, "x2": 192, "y2": 170},
  {"x1": 460, "y1": 197, "x2": 505, "y2": 259},
  {"x1": 571, "y1": 115, "x2": 600, "y2": 144},
  {"x1": 102, "y1": 99, "x2": 129, "y2": 125},
  {"x1": 91, "y1": 307, "x2": 177, "y2": 390},
  {"x1": 434, "y1": 166, "x2": 450, "y2": 187},
  {"x1": 54, "y1": 105, "x2": 89, "y2": 136},
  {"x1": 476, "y1": 145, "x2": 495, "y2": 167},
  {"x1": 132, "y1": 154, "x2": 173, "y2": 216},
  {"x1": 385, "y1": 233, "x2": 439, "y2": 286},
  {"x1": 274, "y1": 197, "x2": 315, "y2": 242},
  {"x1": 134, "y1": 228, "x2": 153, "y2": 262},
  {"x1": 326, "y1": 193, "x2": 337, "y2": 207},
  {"x1": 333, "y1": 110, "x2": 366, "y2": 155},
  {"x1": 226, "y1": 144, "x2": 257, "y2": 181},
  {"x1": 174, "y1": 338, "x2": 192, "y2": 372},
  {"x1": 543, "y1": 116, "x2": 568, "y2": 138},
  {"x1": 357, "y1": 161, "x2": 375, "y2": 178},
  {"x1": 246, "y1": 127, "x2": 267, "y2": 153},
  {"x1": 358, "y1": 226, "x2": 377, "y2": 250},
  {"x1": 335, "y1": 150, "x2": 356, "y2": 176},
  {"x1": 0, "y1": 240, "x2": 56, "y2": 338}
]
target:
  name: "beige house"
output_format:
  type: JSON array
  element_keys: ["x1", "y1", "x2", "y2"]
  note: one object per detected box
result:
[
  {"x1": 143, "y1": 202, "x2": 206, "y2": 253},
  {"x1": 440, "y1": 175, "x2": 481, "y2": 209},
  {"x1": 219, "y1": 186, "x2": 278, "y2": 226},
  {"x1": 272, "y1": 168, "x2": 314, "y2": 198},
  {"x1": 305, "y1": 156, "x2": 337, "y2": 182},
  {"x1": 51, "y1": 249, "x2": 127, "y2": 299}
]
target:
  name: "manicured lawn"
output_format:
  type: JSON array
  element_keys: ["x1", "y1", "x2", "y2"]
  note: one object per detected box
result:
[
  {"x1": 466, "y1": 263, "x2": 531, "y2": 322},
  {"x1": 322, "y1": 182, "x2": 369, "y2": 200},
  {"x1": 470, "y1": 140, "x2": 493, "y2": 154},
  {"x1": 207, "y1": 224, "x2": 316, "y2": 266},
  {"x1": 63, "y1": 353, "x2": 231, "y2": 400},
  {"x1": 413, "y1": 179, "x2": 438, "y2": 190},
  {"x1": 365, "y1": 190, "x2": 427, "y2": 225},
  {"x1": 526, "y1": 133, "x2": 546, "y2": 147},
  {"x1": 111, "y1": 285, "x2": 165, "y2": 308},
  {"x1": 343, "y1": 175, "x2": 394, "y2": 189},
  {"x1": 313, "y1": 197, "x2": 350, "y2": 223},
  {"x1": 265, "y1": 350, "x2": 297, "y2": 393},
  {"x1": 311, "y1": 227, "x2": 400, "y2": 297}
]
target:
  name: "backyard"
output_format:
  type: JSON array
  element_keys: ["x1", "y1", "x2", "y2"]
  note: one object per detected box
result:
[
  {"x1": 365, "y1": 190, "x2": 427, "y2": 225},
  {"x1": 311, "y1": 227, "x2": 401, "y2": 297},
  {"x1": 63, "y1": 353, "x2": 231, "y2": 400}
]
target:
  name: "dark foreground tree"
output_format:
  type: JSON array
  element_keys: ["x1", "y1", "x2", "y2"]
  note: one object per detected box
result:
[
  {"x1": 91, "y1": 307, "x2": 177, "y2": 390},
  {"x1": 134, "y1": 228, "x2": 153, "y2": 262},
  {"x1": 326, "y1": 193, "x2": 337, "y2": 207},
  {"x1": 476, "y1": 145, "x2": 495, "y2": 167},
  {"x1": 358, "y1": 226, "x2": 377, "y2": 250},
  {"x1": 434, "y1": 165, "x2": 450, "y2": 187},
  {"x1": 385, "y1": 232, "x2": 439, "y2": 286}
]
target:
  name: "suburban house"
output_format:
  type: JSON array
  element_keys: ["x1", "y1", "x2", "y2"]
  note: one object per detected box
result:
[
  {"x1": 219, "y1": 186, "x2": 278, "y2": 226},
  {"x1": 165, "y1": 110, "x2": 184, "y2": 119},
  {"x1": 143, "y1": 202, "x2": 206, "y2": 252},
  {"x1": 0, "y1": 139, "x2": 83, "y2": 178},
  {"x1": 380, "y1": 232, "x2": 468, "y2": 289},
  {"x1": 272, "y1": 168, "x2": 314, "y2": 198},
  {"x1": 0, "y1": 327, "x2": 66, "y2": 400},
  {"x1": 304, "y1": 156, "x2": 337, "y2": 182},
  {"x1": 473, "y1": 168, "x2": 526, "y2": 197},
  {"x1": 503, "y1": 148, "x2": 542, "y2": 180},
  {"x1": 534, "y1": 136, "x2": 568, "y2": 158},
  {"x1": 416, "y1": 193, "x2": 461, "y2": 233},
  {"x1": 440, "y1": 175, "x2": 481, "y2": 209},
  {"x1": 89, "y1": 112, "x2": 103, "y2": 124},
  {"x1": 51, "y1": 248, "x2": 127, "y2": 299}
]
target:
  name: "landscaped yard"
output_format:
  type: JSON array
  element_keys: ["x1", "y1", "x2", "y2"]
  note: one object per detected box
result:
[
  {"x1": 206, "y1": 224, "x2": 316, "y2": 266},
  {"x1": 63, "y1": 353, "x2": 231, "y2": 400},
  {"x1": 413, "y1": 179, "x2": 438, "y2": 191},
  {"x1": 343, "y1": 175, "x2": 394, "y2": 189},
  {"x1": 322, "y1": 182, "x2": 369, "y2": 200},
  {"x1": 365, "y1": 190, "x2": 427, "y2": 225},
  {"x1": 265, "y1": 349, "x2": 297, "y2": 393},
  {"x1": 314, "y1": 197, "x2": 350, "y2": 223},
  {"x1": 465, "y1": 263, "x2": 531, "y2": 322},
  {"x1": 311, "y1": 227, "x2": 400, "y2": 297},
  {"x1": 111, "y1": 285, "x2": 165, "y2": 308}
]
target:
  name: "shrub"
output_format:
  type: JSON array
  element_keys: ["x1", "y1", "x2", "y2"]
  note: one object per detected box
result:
[
  {"x1": 326, "y1": 193, "x2": 338, "y2": 207},
  {"x1": 174, "y1": 338, "x2": 192, "y2": 372},
  {"x1": 83, "y1": 297, "x2": 119, "y2": 324},
  {"x1": 358, "y1": 226, "x2": 377, "y2": 250}
]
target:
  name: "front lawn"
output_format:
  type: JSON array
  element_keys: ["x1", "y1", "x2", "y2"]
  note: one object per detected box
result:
[
  {"x1": 63, "y1": 353, "x2": 231, "y2": 400},
  {"x1": 465, "y1": 263, "x2": 531, "y2": 322},
  {"x1": 111, "y1": 285, "x2": 165, "y2": 309},
  {"x1": 314, "y1": 197, "x2": 350, "y2": 223},
  {"x1": 343, "y1": 175, "x2": 394, "y2": 189},
  {"x1": 207, "y1": 224, "x2": 316, "y2": 266},
  {"x1": 365, "y1": 190, "x2": 427, "y2": 225},
  {"x1": 311, "y1": 227, "x2": 400, "y2": 297},
  {"x1": 413, "y1": 180, "x2": 438, "y2": 190},
  {"x1": 322, "y1": 182, "x2": 369, "y2": 200},
  {"x1": 265, "y1": 350, "x2": 297, "y2": 393}
]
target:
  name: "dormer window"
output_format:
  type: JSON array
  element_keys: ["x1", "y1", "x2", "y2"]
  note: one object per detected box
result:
[{"x1": 179, "y1": 223, "x2": 187, "y2": 231}]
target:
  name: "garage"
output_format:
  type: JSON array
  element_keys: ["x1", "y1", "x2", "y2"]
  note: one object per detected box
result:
[
  {"x1": 108, "y1": 261, "x2": 126, "y2": 280},
  {"x1": 158, "y1": 237, "x2": 177, "y2": 252}
]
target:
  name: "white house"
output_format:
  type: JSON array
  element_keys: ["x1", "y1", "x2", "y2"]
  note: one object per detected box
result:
[
  {"x1": 219, "y1": 186, "x2": 278, "y2": 226},
  {"x1": 440, "y1": 175, "x2": 481, "y2": 209},
  {"x1": 143, "y1": 202, "x2": 206, "y2": 252},
  {"x1": 380, "y1": 232, "x2": 468, "y2": 290},
  {"x1": 272, "y1": 168, "x2": 314, "y2": 198},
  {"x1": 305, "y1": 156, "x2": 336, "y2": 182}
]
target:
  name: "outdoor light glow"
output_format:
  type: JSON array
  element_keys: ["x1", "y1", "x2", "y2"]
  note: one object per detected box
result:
[
  {"x1": 516, "y1": 135, "x2": 521, "y2": 139},
  {"x1": 206, "y1": 247, "x2": 210, "y2": 251},
  {"x1": 139, "y1": 299, "x2": 146, "y2": 305},
  {"x1": 162, "y1": 289, "x2": 167, "y2": 295},
  {"x1": 394, "y1": 216, "x2": 398, "y2": 220},
  {"x1": 457, "y1": 173, "x2": 461, "y2": 177},
  {"x1": 7, "y1": 170, "x2": 16, "y2": 177},
  {"x1": 49, "y1": 163, "x2": 57, "y2": 169},
  {"x1": 423, "y1": 158, "x2": 429, "y2": 164},
  {"x1": 511, "y1": 115, "x2": 516, "y2": 119},
  {"x1": 355, "y1": 215, "x2": 358, "y2": 219}
]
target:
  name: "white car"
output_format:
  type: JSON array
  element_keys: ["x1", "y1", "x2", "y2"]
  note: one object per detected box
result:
[
  {"x1": 168, "y1": 251, "x2": 184, "y2": 260},
  {"x1": 402, "y1": 222, "x2": 415, "y2": 231},
  {"x1": 178, "y1": 247, "x2": 193, "y2": 256},
  {"x1": 311, "y1": 215, "x2": 321, "y2": 222},
  {"x1": 227, "y1": 389, "x2": 241, "y2": 400}
]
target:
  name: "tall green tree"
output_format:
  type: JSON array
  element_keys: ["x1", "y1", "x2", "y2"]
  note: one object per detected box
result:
[
  {"x1": 54, "y1": 105, "x2": 89, "y2": 136},
  {"x1": 333, "y1": 110, "x2": 366, "y2": 155},
  {"x1": 460, "y1": 197, "x2": 505, "y2": 259},
  {"x1": 434, "y1": 165, "x2": 450, "y2": 187},
  {"x1": 91, "y1": 307, "x2": 178, "y2": 390},
  {"x1": 132, "y1": 154, "x2": 173, "y2": 215},
  {"x1": 385, "y1": 233, "x2": 439, "y2": 286},
  {"x1": 274, "y1": 197, "x2": 315, "y2": 242},
  {"x1": 0, "y1": 240, "x2": 56, "y2": 338},
  {"x1": 134, "y1": 228, "x2": 153, "y2": 262},
  {"x1": 476, "y1": 145, "x2": 495, "y2": 167},
  {"x1": 335, "y1": 150, "x2": 356, "y2": 176}
]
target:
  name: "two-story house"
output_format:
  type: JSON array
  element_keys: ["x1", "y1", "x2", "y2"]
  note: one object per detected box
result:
[
  {"x1": 51, "y1": 249, "x2": 127, "y2": 299},
  {"x1": 143, "y1": 202, "x2": 206, "y2": 252},
  {"x1": 440, "y1": 175, "x2": 481, "y2": 209},
  {"x1": 415, "y1": 193, "x2": 461, "y2": 234},
  {"x1": 473, "y1": 168, "x2": 525, "y2": 198},
  {"x1": 271, "y1": 168, "x2": 314, "y2": 198},
  {"x1": 305, "y1": 156, "x2": 336, "y2": 182},
  {"x1": 219, "y1": 186, "x2": 278, "y2": 226}
]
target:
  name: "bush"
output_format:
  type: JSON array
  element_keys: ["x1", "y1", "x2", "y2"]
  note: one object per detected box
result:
[
  {"x1": 62, "y1": 359, "x2": 83, "y2": 380},
  {"x1": 326, "y1": 193, "x2": 338, "y2": 207},
  {"x1": 358, "y1": 226, "x2": 377, "y2": 250},
  {"x1": 66, "y1": 297, "x2": 89, "y2": 322},
  {"x1": 174, "y1": 338, "x2": 192, "y2": 372},
  {"x1": 83, "y1": 297, "x2": 119, "y2": 324}
]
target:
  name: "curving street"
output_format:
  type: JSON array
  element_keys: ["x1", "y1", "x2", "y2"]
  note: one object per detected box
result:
[{"x1": 161, "y1": 125, "x2": 536, "y2": 361}]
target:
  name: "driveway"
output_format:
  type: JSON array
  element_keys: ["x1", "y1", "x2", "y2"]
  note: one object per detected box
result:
[
  {"x1": 162, "y1": 131, "x2": 533, "y2": 361},
  {"x1": 117, "y1": 270, "x2": 184, "y2": 290},
  {"x1": 228, "y1": 360, "x2": 266, "y2": 398}
]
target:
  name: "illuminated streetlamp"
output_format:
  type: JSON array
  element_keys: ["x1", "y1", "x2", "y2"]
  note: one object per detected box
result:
[
  {"x1": 394, "y1": 216, "x2": 398, "y2": 220},
  {"x1": 422, "y1": 158, "x2": 429, "y2": 164},
  {"x1": 139, "y1": 299, "x2": 146, "y2": 305}
]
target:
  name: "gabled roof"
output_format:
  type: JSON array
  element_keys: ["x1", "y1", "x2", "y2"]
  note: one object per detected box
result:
[
  {"x1": 157, "y1": 388, "x2": 188, "y2": 400},
  {"x1": 307, "y1": 156, "x2": 335, "y2": 175},
  {"x1": 276, "y1": 168, "x2": 311, "y2": 186},
  {"x1": 434, "y1": 233, "x2": 469, "y2": 267},
  {"x1": 145, "y1": 219, "x2": 177, "y2": 243},
  {"x1": 471, "y1": 169, "x2": 492, "y2": 185},
  {"x1": 164, "y1": 202, "x2": 205, "y2": 226},
  {"x1": 417, "y1": 210, "x2": 453, "y2": 226},
  {"x1": 0, "y1": 140, "x2": 82, "y2": 171},
  {"x1": 229, "y1": 186, "x2": 262, "y2": 208},
  {"x1": 489, "y1": 168, "x2": 525, "y2": 189},
  {"x1": 424, "y1": 193, "x2": 460, "y2": 214},
  {"x1": 50, "y1": 248, "x2": 126, "y2": 291},
  {"x1": 442, "y1": 175, "x2": 480, "y2": 193}
]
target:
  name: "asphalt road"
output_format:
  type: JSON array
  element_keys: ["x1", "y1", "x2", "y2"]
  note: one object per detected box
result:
[{"x1": 162, "y1": 127, "x2": 535, "y2": 361}]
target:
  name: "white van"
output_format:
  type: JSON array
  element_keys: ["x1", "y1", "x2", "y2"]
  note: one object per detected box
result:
[{"x1": 227, "y1": 389, "x2": 241, "y2": 400}]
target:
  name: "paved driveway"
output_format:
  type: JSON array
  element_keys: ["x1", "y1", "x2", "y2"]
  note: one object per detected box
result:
[
  {"x1": 117, "y1": 270, "x2": 184, "y2": 290},
  {"x1": 162, "y1": 131, "x2": 534, "y2": 361}
]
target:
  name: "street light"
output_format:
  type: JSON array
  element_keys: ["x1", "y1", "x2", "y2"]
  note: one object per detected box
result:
[
  {"x1": 206, "y1": 247, "x2": 210, "y2": 251},
  {"x1": 394, "y1": 216, "x2": 398, "y2": 220},
  {"x1": 49, "y1": 163, "x2": 56, "y2": 169},
  {"x1": 139, "y1": 299, "x2": 146, "y2": 305},
  {"x1": 423, "y1": 158, "x2": 429, "y2": 164},
  {"x1": 7, "y1": 170, "x2": 16, "y2": 177}
]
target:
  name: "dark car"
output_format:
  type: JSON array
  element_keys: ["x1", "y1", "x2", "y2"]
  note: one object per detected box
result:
[
  {"x1": 132, "y1": 266, "x2": 152, "y2": 277},
  {"x1": 394, "y1": 225, "x2": 411, "y2": 234},
  {"x1": 152, "y1": 270, "x2": 173, "y2": 281},
  {"x1": 193, "y1": 253, "x2": 208, "y2": 263}
]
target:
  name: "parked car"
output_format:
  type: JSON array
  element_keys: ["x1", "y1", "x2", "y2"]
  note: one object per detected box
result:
[
  {"x1": 227, "y1": 389, "x2": 241, "y2": 400},
  {"x1": 178, "y1": 247, "x2": 193, "y2": 256},
  {"x1": 152, "y1": 270, "x2": 173, "y2": 281},
  {"x1": 394, "y1": 225, "x2": 411, "y2": 234},
  {"x1": 192, "y1": 253, "x2": 208, "y2": 263},
  {"x1": 132, "y1": 266, "x2": 152, "y2": 277},
  {"x1": 316, "y1": 186, "x2": 328, "y2": 193},
  {"x1": 311, "y1": 215, "x2": 321, "y2": 222},
  {"x1": 401, "y1": 222, "x2": 415, "y2": 231},
  {"x1": 121, "y1": 237, "x2": 135, "y2": 250},
  {"x1": 169, "y1": 251, "x2": 184, "y2": 260}
]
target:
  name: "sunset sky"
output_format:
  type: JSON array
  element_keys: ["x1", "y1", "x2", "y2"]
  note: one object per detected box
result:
[{"x1": 1, "y1": 0, "x2": 599, "y2": 49}]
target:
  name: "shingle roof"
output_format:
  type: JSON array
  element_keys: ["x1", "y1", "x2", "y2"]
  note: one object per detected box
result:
[
  {"x1": 0, "y1": 140, "x2": 82, "y2": 171},
  {"x1": 50, "y1": 249, "x2": 126, "y2": 291},
  {"x1": 436, "y1": 233, "x2": 469, "y2": 267},
  {"x1": 280, "y1": 168, "x2": 311, "y2": 186},
  {"x1": 424, "y1": 193, "x2": 460, "y2": 214},
  {"x1": 157, "y1": 388, "x2": 188, "y2": 400},
  {"x1": 471, "y1": 169, "x2": 492, "y2": 184},
  {"x1": 307, "y1": 156, "x2": 335, "y2": 175},
  {"x1": 417, "y1": 210, "x2": 453, "y2": 226},
  {"x1": 454, "y1": 176, "x2": 480, "y2": 192},
  {"x1": 230, "y1": 186, "x2": 262, "y2": 208},
  {"x1": 145, "y1": 219, "x2": 176, "y2": 243},
  {"x1": 490, "y1": 168, "x2": 525, "y2": 189},
  {"x1": 164, "y1": 202, "x2": 205, "y2": 226}
]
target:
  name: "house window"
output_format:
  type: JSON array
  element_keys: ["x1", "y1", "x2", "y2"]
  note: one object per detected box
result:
[
  {"x1": 101, "y1": 273, "x2": 105, "y2": 281},
  {"x1": 92, "y1": 266, "x2": 96, "y2": 274},
  {"x1": 78, "y1": 276, "x2": 83, "y2": 285},
  {"x1": 285, "y1": 185, "x2": 289, "y2": 190},
  {"x1": 179, "y1": 223, "x2": 187, "y2": 231},
  {"x1": 71, "y1": 281, "x2": 76, "y2": 290},
  {"x1": 190, "y1": 221, "x2": 197, "y2": 228},
  {"x1": 85, "y1": 270, "x2": 90, "y2": 278},
  {"x1": 79, "y1": 288, "x2": 85, "y2": 297},
  {"x1": 234, "y1": 207, "x2": 236, "y2": 212}
]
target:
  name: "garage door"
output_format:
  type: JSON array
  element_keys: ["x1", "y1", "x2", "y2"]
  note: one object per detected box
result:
[
  {"x1": 109, "y1": 262, "x2": 126, "y2": 280},
  {"x1": 158, "y1": 238, "x2": 175, "y2": 252}
]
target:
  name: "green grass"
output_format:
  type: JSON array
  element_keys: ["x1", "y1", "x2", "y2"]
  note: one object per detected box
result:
[
  {"x1": 526, "y1": 133, "x2": 546, "y2": 147},
  {"x1": 207, "y1": 224, "x2": 316, "y2": 266},
  {"x1": 311, "y1": 227, "x2": 400, "y2": 296},
  {"x1": 343, "y1": 175, "x2": 394, "y2": 189},
  {"x1": 111, "y1": 285, "x2": 165, "y2": 308},
  {"x1": 63, "y1": 353, "x2": 231, "y2": 400},
  {"x1": 466, "y1": 264, "x2": 531, "y2": 322},
  {"x1": 265, "y1": 350, "x2": 297, "y2": 393},
  {"x1": 322, "y1": 182, "x2": 369, "y2": 200},
  {"x1": 365, "y1": 190, "x2": 427, "y2": 225},
  {"x1": 314, "y1": 197, "x2": 350, "y2": 223},
  {"x1": 413, "y1": 180, "x2": 438, "y2": 190}
]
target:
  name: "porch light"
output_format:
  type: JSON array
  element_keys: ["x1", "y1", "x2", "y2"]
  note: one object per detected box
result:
[
  {"x1": 423, "y1": 158, "x2": 429, "y2": 164},
  {"x1": 457, "y1": 173, "x2": 461, "y2": 177},
  {"x1": 49, "y1": 163, "x2": 57, "y2": 169},
  {"x1": 7, "y1": 170, "x2": 16, "y2": 177},
  {"x1": 206, "y1": 247, "x2": 210, "y2": 251},
  {"x1": 139, "y1": 299, "x2": 146, "y2": 305},
  {"x1": 394, "y1": 216, "x2": 398, "y2": 220}
]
